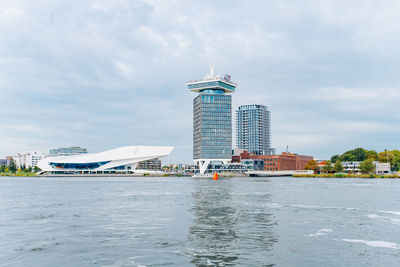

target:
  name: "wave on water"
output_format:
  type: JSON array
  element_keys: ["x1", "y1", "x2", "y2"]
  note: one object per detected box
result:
[
  {"x1": 366, "y1": 214, "x2": 387, "y2": 219},
  {"x1": 341, "y1": 239, "x2": 399, "y2": 249},
  {"x1": 292, "y1": 205, "x2": 400, "y2": 217},
  {"x1": 265, "y1": 203, "x2": 282, "y2": 208},
  {"x1": 307, "y1": 228, "x2": 333, "y2": 237},
  {"x1": 379, "y1": 210, "x2": 400, "y2": 216}
]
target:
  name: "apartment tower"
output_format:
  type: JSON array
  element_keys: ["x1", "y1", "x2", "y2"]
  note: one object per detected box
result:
[{"x1": 236, "y1": 104, "x2": 272, "y2": 155}]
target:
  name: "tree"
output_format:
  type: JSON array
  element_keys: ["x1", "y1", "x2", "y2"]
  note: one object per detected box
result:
[
  {"x1": 353, "y1": 148, "x2": 367, "y2": 161},
  {"x1": 360, "y1": 159, "x2": 375, "y2": 174},
  {"x1": 334, "y1": 161, "x2": 344, "y2": 173},
  {"x1": 9, "y1": 160, "x2": 17, "y2": 173},
  {"x1": 366, "y1": 150, "x2": 378, "y2": 161},
  {"x1": 331, "y1": 155, "x2": 340, "y2": 163},
  {"x1": 322, "y1": 160, "x2": 333, "y2": 173},
  {"x1": 391, "y1": 150, "x2": 400, "y2": 171},
  {"x1": 304, "y1": 160, "x2": 318, "y2": 173},
  {"x1": 378, "y1": 151, "x2": 393, "y2": 163},
  {"x1": 340, "y1": 148, "x2": 367, "y2": 162},
  {"x1": 0, "y1": 164, "x2": 5, "y2": 172},
  {"x1": 34, "y1": 166, "x2": 41, "y2": 173},
  {"x1": 341, "y1": 152, "x2": 356, "y2": 162}
]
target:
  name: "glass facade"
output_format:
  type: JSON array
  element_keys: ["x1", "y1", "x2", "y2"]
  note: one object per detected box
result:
[
  {"x1": 189, "y1": 75, "x2": 236, "y2": 160},
  {"x1": 49, "y1": 147, "x2": 88, "y2": 157},
  {"x1": 193, "y1": 94, "x2": 232, "y2": 159},
  {"x1": 236, "y1": 104, "x2": 272, "y2": 155},
  {"x1": 49, "y1": 161, "x2": 110, "y2": 170}
]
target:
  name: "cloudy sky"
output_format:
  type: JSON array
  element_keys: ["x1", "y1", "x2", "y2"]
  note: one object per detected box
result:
[{"x1": 1, "y1": 0, "x2": 400, "y2": 163}]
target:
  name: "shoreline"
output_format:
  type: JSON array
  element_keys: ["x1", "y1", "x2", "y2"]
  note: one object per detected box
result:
[{"x1": 293, "y1": 174, "x2": 400, "y2": 179}]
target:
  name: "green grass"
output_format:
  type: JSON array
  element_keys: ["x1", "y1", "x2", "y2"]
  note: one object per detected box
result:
[{"x1": 0, "y1": 172, "x2": 37, "y2": 177}]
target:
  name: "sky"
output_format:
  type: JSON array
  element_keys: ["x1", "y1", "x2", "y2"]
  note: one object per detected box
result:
[{"x1": 1, "y1": 0, "x2": 400, "y2": 163}]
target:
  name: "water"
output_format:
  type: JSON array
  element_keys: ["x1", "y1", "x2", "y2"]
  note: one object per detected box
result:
[{"x1": 1, "y1": 176, "x2": 400, "y2": 266}]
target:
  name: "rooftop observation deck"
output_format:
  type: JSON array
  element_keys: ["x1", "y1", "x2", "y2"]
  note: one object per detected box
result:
[{"x1": 186, "y1": 75, "x2": 237, "y2": 94}]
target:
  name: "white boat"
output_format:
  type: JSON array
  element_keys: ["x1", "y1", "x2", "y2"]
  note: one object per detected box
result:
[{"x1": 192, "y1": 173, "x2": 213, "y2": 178}]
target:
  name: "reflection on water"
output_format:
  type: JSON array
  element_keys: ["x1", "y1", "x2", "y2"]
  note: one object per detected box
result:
[{"x1": 188, "y1": 179, "x2": 277, "y2": 266}]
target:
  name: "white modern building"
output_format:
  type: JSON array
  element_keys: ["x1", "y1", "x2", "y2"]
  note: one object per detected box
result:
[
  {"x1": 37, "y1": 146, "x2": 174, "y2": 174},
  {"x1": 13, "y1": 152, "x2": 45, "y2": 169}
]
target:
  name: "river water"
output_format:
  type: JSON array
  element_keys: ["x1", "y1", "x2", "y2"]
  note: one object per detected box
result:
[{"x1": 1, "y1": 176, "x2": 400, "y2": 266}]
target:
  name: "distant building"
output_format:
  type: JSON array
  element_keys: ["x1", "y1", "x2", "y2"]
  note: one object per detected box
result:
[
  {"x1": 48, "y1": 146, "x2": 87, "y2": 157},
  {"x1": 187, "y1": 64, "x2": 237, "y2": 174},
  {"x1": 0, "y1": 159, "x2": 6, "y2": 165},
  {"x1": 375, "y1": 162, "x2": 391, "y2": 174},
  {"x1": 234, "y1": 151, "x2": 313, "y2": 171},
  {"x1": 6, "y1": 156, "x2": 13, "y2": 166},
  {"x1": 13, "y1": 152, "x2": 44, "y2": 168},
  {"x1": 236, "y1": 104, "x2": 273, "y2": 155},
  {"x1": 342, "y1": 161, "x2": 391, "y2": 174},
  {"x1": 342, "y1": 161, "x2": 360, "y2": 173},
  {"x1": 137, "y1": 158, "x2": 162, "y2": 171},
  {"x1": 241, "y1": 159, "x2": 265, "y2": 171}
]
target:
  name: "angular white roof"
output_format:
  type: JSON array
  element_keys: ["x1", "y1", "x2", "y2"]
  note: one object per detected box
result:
[
  {"x1": 37, "y1": 146, "x2": 174, "y2": 172},
  {"x1": 45, "y1": 146, "x2": 173, "y2": 163}
]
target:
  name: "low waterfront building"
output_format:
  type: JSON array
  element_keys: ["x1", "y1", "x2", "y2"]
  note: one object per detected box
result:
[
  {"x1": 342, "y1": 161, "x2": 360, "y2": 173},
  {"x1": 201, "y1": 159, "x2": 264, "y2": 174},
  {"x1": 137, "y1": 158, "x2": 162, "y2": 171},
  {"x1": 234, "y1": 150, "x2": 313, "y2": 171},
  {"x1": 13, "y1": 152, "x2": 44, "y2": 169},
  {"x1": 6, "y1": 156, "x2": 13, "y2": 166},
  {"x1": 0, "y1": 159, "x2": 6, "y2": 165},
  {"x1": 241, "y1": 159, "x2": 265, "y2": 171},
  {"x1": 375, "y1": 162, "x2": 391, "y2": 174},
  {"x1": 48, "y1": 146, "x2": 88, "y2": 157},
  {"x1": 37, "y1": 146, "x2": 174, "y2": 175}
]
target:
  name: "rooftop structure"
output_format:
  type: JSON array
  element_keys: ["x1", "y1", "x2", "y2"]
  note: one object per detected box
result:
[{"x1": 48, "y1": 146, "x2": 88, "y2": 157}]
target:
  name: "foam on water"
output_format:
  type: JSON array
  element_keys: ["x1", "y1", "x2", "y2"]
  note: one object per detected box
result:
[
  {"x1": 367, "y1": 214, "x2": 386, "y2": 219},
  {"x1": 341, "y1": 239, "x2": 399, "y2": 249},
  {"x1": 292, "y1": 205, "x2": 400, "y2": 218},
  {"x1": 307, "y1": 228, "x2": 333, "y2": 237},
  {"x1": 379, "y1": 210, "x2": 400, "y2": 216},
  {"x1": 265, "y1": 203, "x2": 282, "y2": 208}
]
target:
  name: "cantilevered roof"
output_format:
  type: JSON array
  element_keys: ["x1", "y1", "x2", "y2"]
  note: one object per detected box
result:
[{"x1": 186, "y1": 77, "x2": 237, "y2": 93}]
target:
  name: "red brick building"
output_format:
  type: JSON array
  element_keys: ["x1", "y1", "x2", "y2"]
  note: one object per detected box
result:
[{"x1": 233, "y1": 151, "x2": 313, "y2": 171}]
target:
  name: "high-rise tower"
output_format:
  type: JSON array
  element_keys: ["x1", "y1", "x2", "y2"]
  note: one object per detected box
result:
[
  {"x1": 186, "y1": 65, "x2": 237, "y2": 174},
  {"x1": 236, "y1": 104, "x2": 272, "y2": 155}
]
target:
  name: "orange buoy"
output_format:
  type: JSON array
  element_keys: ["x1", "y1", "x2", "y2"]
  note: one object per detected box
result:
[{"x1": 213, "y1": 172, "x2": 219, "y2": 180}]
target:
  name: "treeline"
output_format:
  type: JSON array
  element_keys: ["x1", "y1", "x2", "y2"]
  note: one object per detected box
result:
[
  {"x1": 0, "y1": 160, "x2": 40, "y2": 174},
  {"x1": 330, "y1": 147, "x2": 400, "y2": 171}
]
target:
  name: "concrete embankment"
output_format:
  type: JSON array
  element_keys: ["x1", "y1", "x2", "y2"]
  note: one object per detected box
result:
[{"x1": 247, "y1": 170, "x2": 314, "y2": 177}]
